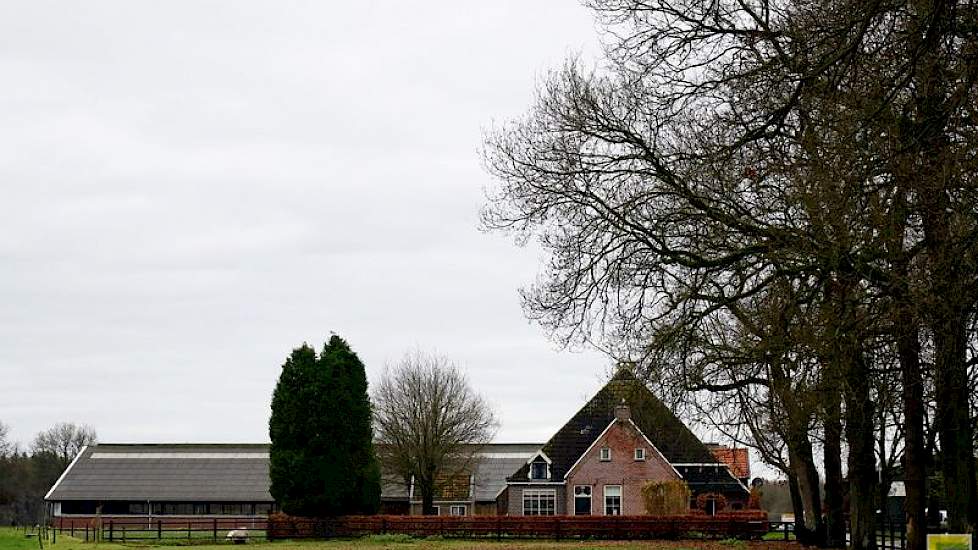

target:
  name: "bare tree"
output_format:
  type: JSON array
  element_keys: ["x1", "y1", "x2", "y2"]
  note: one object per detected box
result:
[
  {"x1": 0, "y1": 421, "x2": 14, "y2": 457},
  {"x1": 482, "y1": 1, "x2": 978, "y2": 547},
  {"x1": 31, "y1": 422, "x2": 96, "y2": 467},
  {"x1": 372, "y1": 351, "x2": 497, "y2": 515}
]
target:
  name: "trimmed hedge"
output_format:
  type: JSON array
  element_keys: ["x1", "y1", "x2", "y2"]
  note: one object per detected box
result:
[{"x1": 267, "y1": 511, "x2": 768, "y2": 540}]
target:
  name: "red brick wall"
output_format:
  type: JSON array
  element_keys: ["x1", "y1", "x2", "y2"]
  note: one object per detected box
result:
[{"x1": 565, "y1": 419, "x2": 680, "y2": 516}]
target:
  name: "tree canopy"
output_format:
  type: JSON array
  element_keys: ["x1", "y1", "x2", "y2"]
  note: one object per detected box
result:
[
  {"x1": 269, "y1": 335, "x2": 380, "y2": 517},
  {"x1": 483, "y1": 1, "x2": 978, "y2": 548},
  {"x1": 372, "y1": 350, "x2": 497, "y2": 515}
]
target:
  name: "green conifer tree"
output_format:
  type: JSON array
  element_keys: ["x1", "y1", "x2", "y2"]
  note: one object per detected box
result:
[{"x1": 269, "y1": 336, "x2": 381, "y2": 517}]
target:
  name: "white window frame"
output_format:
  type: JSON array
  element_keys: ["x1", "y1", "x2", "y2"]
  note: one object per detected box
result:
[
  {"x1": 604, "y1": 485, "x2": 622, "y2": 516},
  {"x1": 634, "y1": 448, "x2": 646, "y2": 461},
  {"x1": 573, "y1": 485, "x2": 592, "y2": 516},
  {"x1": 529, "y1": 460, "x2": 549, "y2": 480},
  {"x1": 521, "y1": 488, "x2": 557, "y2": 516},
  {"x1": 599, "y1": 447, "x2": 611, "y2": 461},
  {"x1": 432, "y1": 505, "x2": 440, "y2": 515},
  {"x1": 449, "y1": 505, "x2": 466, "y2": 516}
]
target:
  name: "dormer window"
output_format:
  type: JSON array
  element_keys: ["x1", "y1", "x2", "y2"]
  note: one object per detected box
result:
[
  {"x1": 599, "y1": 447, "x2": 611, "y2": 461},
  {"x1": 528, "y1": 452, "x2": 551, "y2": 480},
  {"x1": 634, "y1": 448, "x2": 646, "y2": 461}
]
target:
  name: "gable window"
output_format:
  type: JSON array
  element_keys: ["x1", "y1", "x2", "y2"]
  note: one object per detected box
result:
[
  {"x1": 634, "y1": 448, "x2": 646, "y2": 461},
  {"x1": 574, "y1": 485, "x2": 592, "y2": 515},
  {"x1": 450, "y1": 505, "x2": 467, "y2": 516},
  {"x1": 604, "y1": 485, "x2": 622, "y2": 515},
  {"x1": 522, "y1": 489, "x2": 556, "y2": 516},
  {"x1": 530, "y1": 461, "x2": 548, "y2": 480},
  {"x1": 599, "y1": 447, "x2": 611, "y2": 461}
]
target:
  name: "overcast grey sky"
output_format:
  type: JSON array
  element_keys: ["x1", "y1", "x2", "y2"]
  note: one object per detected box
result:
[{"x1": 0, "y1": 1, "x2": 631, "y2": 448}]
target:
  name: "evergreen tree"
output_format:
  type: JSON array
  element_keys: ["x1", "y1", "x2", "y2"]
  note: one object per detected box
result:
[{"x1": 269, "y1": 336, "x2": 380, "y2": 517}]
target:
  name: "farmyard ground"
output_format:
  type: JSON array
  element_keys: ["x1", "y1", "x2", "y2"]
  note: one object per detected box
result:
[{"x1": 0, "y1": 528, "x2": 803, "y2": 550}]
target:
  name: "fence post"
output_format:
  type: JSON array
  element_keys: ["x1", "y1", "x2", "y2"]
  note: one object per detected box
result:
[
  {"x1": 158, "y1": 519, "x2": 162, "y2": 540},
  {"x1": 52, "y1": 527, "x2": 56, "y2": 544},
  {"x1": 84, "y1": 526, "x2": 88, "y2": 543},
  {"x1": 70, "y1": 523, "x2": 73, "y2": 538},
  {"x1": 213, "y1": 518, "x2": 217, "y2": 542},
  {"x1": 188, "y1": 521, "x2": 192, "y2": 541},
  {"x1": 108, "y1": 521, "x2": 113, "y2": 543},
  {"x1": 496, "y1": 516, "x2": 501, "y2": 541}
]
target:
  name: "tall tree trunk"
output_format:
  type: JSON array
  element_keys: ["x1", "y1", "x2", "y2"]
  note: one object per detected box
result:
[
  {"x1": 773, "y1": 362, "x2": 824, "y2": 545},
  {"x1": 787, "y1": 435, "x2": 825, "y2": 546},
  {"x1": 823, "y1": 386, "x2": 846, "y2": 548},
  {"x1": 832, "y1": 273, "x2": 876, "y2": 550},
  {"x1": 933, "y1": 313, "x2": 978, "y2": 535},
  {"x1": 788, "y1": 472, "x2": 806, "y2": 534},
  {"x1": 846, "y1": 349, "x2": 878, "y2": 550},
  {"x1": 897, "y1": 304, "x2": 927, "y2": 550}
]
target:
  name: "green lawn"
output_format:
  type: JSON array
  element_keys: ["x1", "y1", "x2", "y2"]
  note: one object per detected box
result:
[{"x1": 0, "y1": 528, "x2": 802, "y2": 550}]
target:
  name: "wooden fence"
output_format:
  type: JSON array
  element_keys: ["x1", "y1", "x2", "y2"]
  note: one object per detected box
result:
[
  {"x1": 268, "y1": 512, "x2": 769, "y2": 540},
  {"x1": 55, "y1": 518, "x2": 268, "y2": 543}
]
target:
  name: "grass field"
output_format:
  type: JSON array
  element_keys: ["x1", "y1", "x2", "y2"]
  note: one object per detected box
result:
[{"x1": 0, "y1": 528, "x2": 803, "y2": 550}]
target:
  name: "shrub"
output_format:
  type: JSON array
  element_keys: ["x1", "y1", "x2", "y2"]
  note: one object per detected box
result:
[
  {"x1": 362, "y1": 533, "x2": 415, "y2": 544},
  {"x1": 642, "y1": 479, "x2": 691, "y2": 515}
]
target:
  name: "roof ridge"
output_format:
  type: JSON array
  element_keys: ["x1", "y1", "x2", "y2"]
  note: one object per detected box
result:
[{"x1": 91, "y1": 443, "x2": 271, "y2": 448}]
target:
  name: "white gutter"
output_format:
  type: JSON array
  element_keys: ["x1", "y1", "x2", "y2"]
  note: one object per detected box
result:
[{"x1": 44, "y1": 445, "x2": 88, "y2": 501}]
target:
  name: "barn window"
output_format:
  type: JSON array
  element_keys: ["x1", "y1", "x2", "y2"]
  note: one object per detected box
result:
[
  {"x1": 450, "y1": 505, "x2": 467, "y2": 516},
  {"x1": 634, "y1": 448, "x2": 646, "y2": 461},
  {"x1": 530, "y1": 461, "x2": 548, "y2": 479},
  {"x1": 599, "y1": 447, "x2": 611, "y2": 461}
]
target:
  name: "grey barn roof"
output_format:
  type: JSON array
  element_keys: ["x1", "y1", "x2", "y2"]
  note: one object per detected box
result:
[
  {"x1": 473, "y1": 443, "x2": 540, "y2": 501},
  {"x1": 47, "y1": 442, "x2": 541, "y2": 504},
  {"x1": 46, "y1": 444, "x2": 273, "y2": 502}
]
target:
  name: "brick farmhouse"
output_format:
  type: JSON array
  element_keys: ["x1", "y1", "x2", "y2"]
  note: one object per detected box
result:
[{"x1": 502, "y1": 369, "x2": 749, "y2": 516}]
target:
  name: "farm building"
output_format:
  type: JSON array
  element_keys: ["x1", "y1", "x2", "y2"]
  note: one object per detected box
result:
[
  {"x1": 45, "y1": 444, "x2": 275, "y2": 527},
  {"x1": 504, "y1": 369, "x2": 750, "y2": 516},
  {"x1": 46, "y1": 371, "x2": 751, "y2": 521}
]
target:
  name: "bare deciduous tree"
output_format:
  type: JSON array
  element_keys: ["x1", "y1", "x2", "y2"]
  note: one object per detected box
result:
[
  {"x1": 0, "y1": 421, "x2": 13, "y2": 457},
  {"x1": 31, "y1": 422, "x2": 96, "y2": 467},
  {"x1": 372, "y1": 351, "x2": 497, "y2": 515},
  {"x1": 481, "y1": 0, "x2": 978, "y2": 547}
]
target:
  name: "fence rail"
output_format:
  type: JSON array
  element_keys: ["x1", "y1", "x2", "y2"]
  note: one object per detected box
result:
[
  {"x1": 268, "y1": 512, "x2": 769, "y2": 540},
  {"x1": 55, "y1": 518, "x2": 268, "y2": 544}
]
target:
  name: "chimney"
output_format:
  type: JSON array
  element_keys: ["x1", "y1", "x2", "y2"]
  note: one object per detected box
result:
[{"x1": 614, "y1": 401, "x2": 631, "y2": 421}]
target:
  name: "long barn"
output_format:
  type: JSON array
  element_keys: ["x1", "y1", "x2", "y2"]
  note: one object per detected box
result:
[{"x1": 45, "y1": 444, "x2": 275, "y2": 526}]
